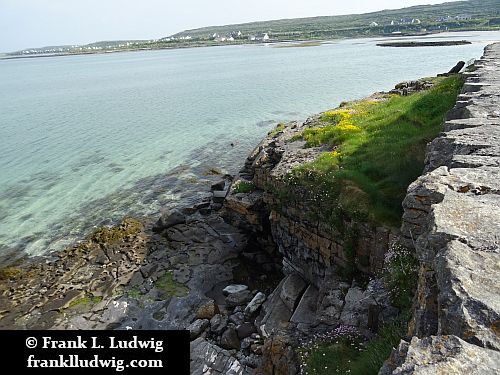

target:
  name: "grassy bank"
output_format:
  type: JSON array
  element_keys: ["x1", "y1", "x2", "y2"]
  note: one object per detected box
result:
[{"x1": 288, "y1": 75, "x2": 464, "y2": 227}]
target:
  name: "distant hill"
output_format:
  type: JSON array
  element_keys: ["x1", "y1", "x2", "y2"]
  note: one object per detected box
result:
[
  {"x1": 172, "y1": 0, "x2": 500, "y2": 39},
  {"x1": 6, "y1": 0, "x2": 500, "y2": 57}
]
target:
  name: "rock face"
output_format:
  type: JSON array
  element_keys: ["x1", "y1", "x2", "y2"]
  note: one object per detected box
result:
[
  {"x1": 382, "y1": 43, "x2": 500, "y2": 373},
  {"x1": 222, "y1": 117, "x2": 395, "y2": 289},
  {"x1": 379, "y1": 335, "x2": 500, "y2": 375}
]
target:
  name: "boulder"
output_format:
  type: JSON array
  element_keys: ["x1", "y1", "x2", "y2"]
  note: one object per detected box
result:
[
  {"x1": 279, "y1": 274, "x2": 307, "y2": 311},
  {"x1": 209, "y1": 314, "x2": 228, "y2": 335},
  {"x1": 220, "y1": 327, "x2": 240, "y2": 350},
  {"x1": 223, "y1": 284, "x2": 248, "y2": 296},
  {"x1": 244, "y1": 292, "x2": 266, "y2": 319},
  {"x1": 188, "y1": 319, "x2": 209, "y2": 340},
  {"x1": 210, "y1": 180, "x2": 226, "y2": 191},
  {"x1": 195, "y1": 300, "x2": 218, "y2": 320},
  {"x1": 191, "y1": 338, "x2": 252, "y2": 375},
  {"x1": 212, "y1": 190, "x2": 228, "y2": 203},
  {"x1": 229, "y1": 312, "x2": 245, "y2": 325},
  {"x1": 237, "y1": 323, "x2": 258, "y2": 340},
  {"x1": 290, "y1": 285, "x2": 319, "y2": 326},
  {"x1": 225, "y1": 290, "x2": 253, "y2": 307}
]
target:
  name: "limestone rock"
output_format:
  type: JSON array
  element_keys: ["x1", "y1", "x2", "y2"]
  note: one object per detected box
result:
[
  {"x1": 188, "y1": 319, "x2": 209, "y2": 340},
  {"x1": 379, "y1": 335, "x2": 500, "y2": 375},
  {"x1": 210, "y1": 314, "x2": 228, "y2": 335},
  {"x1": 279, "y1": 274, "x2": 307, "y2": 311},
  {"x1": 153, "y1": 209, "x2": 186, "y2": 232},
  {"x1": 220, "y1": 327, "x2": 241, "y2": 350},
  {"x1": 195, "y1": 299, "x2": 219, "y2": 320},
  {"x1": 244, "y1": 292, "x2": 266, "y2": 319},
  {"x1": 223, "y1": 284, "x2": 249, "y2": 296},
  {"x1": 226, "y1": 290, "x2": 253, "y2": 307},
  {"x1": 191, "y1": 338, "x2": 252, "y2": 375},
  {"x1": 237, "y1": 322, "x2": 258, "y2": 340}
]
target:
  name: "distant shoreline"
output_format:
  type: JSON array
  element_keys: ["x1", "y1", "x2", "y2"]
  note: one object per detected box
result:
[
  {"x1": 377, "y1": 40, "x2": 472, "y2": 47},
  {"x1": 0, "y1": 30, "x2": 482, "y2": 61}
]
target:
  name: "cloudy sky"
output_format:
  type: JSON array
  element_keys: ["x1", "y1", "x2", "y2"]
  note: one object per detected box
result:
[{"x1": 0, "y1": 0, "x2": 449, "y2": 52}]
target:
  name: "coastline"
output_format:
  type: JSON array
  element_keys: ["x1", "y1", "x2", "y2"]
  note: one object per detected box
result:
[
  {"x1": 1, "y1": 43, "x2": 498, "y2": 374},
  {"x1": 0, "y1": 29, "x2": 490, "y2": 61}
]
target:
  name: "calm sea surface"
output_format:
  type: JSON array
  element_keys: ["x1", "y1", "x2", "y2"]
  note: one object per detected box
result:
[{"x1": 1, "y1": 31, "x2": 499, "y2": 258}]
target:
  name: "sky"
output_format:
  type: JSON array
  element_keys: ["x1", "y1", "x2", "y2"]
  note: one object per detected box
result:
[{"x1": 0, "y1": 0, "x2": 450, "y2": 52}]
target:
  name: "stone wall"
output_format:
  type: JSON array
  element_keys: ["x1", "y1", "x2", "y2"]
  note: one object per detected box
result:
[{"x1": 381, "y1": 43, "x2": 500, "y2": 374}]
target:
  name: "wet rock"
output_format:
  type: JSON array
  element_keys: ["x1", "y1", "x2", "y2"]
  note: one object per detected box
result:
[
  {"x1": 211, "y1": 180, "x2": 226, "y2": 191},
  {"x1": 220, "y1": 327, "x2": 241, "y2": 350},
  {"x1": 212, "y1": 190, "x2": 228, "y2": 203},
  {"x1": 244, "y1": 292, "x2": 266, "y2": 319},
  {"x1": 188, "y1": 319, "x2": 209, "y2": 340}
]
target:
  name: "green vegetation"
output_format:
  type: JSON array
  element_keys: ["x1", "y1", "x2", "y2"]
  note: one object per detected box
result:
[
  {"x1": 233, "y1": 181, "x2": 256, "y2": 194},
  {"x1": 173, "y1": 0, "x2": 500, "y2": 41},
  {"x1": 285, "y1": 75, "x2": 463, "y2": 227},
  {"x1": 268, "y1": 123, "x2": 286, "y2": 138},
  {"x1": 383, "y1": 243, "x2": 419, "y2": 309},
  {"x1": 127, "y1": 287, "x2": 144, "y2": 300},
  {"x1": 91, "y1": 218, "x2": 142, "y2": 245},
  {"x1": 301, "y1": 314, "x2": 410, "y2": 375},
  {"x1": 0, "y1": 266, "x2": 22, "y2": 281},
  {"x1": 301, "y1": 235, "x2": 419, "y2": 374},
  {"x1": 68, "y1": 294, "x2": 103, "y2": 309},
  {"x1": 155, "y1": 271, "x2": 189, "y2": 298}
]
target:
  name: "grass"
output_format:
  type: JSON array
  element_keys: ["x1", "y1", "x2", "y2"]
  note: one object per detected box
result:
[
  {"x1": 155, "y1": 271, "x2": 189, "y2": 298},
  {"x1": 383, "y1": 242, "x2": 418, "y2": 309},
  {"x1": 233, "y1": 180, "x2": 256, "y2": 194},
  {"x1": 300, "y1": 312, "x2": 411, "y2": 375},
  {"x1": 287, "y1": 75, "x2": 463, "y2": 227}
]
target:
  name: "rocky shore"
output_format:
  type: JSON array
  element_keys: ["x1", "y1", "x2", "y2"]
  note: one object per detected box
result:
[{"x1": 1, "y1": 43, "x2": 499, "y2": 375}]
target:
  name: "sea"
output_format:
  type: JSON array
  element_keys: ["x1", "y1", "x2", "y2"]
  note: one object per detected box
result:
[{"x1": 1, "y1": 30, "x2": 499, "y2": 259}]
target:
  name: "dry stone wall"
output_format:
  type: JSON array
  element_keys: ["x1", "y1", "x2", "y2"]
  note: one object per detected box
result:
[{"x1": 382, "y1": 42, "x2": 500, "y2": 374}]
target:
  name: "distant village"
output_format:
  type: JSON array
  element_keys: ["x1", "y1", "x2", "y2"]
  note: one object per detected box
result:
[{"x1": 13, "y1": 13, "x2": 477, "y2": 56}]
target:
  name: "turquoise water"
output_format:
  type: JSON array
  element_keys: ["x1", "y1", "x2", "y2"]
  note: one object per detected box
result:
[{"x1": 1, "y1": 31, "x2": 499, "y2": 258}]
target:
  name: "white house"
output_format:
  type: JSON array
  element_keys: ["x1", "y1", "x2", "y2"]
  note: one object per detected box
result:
[
  {"x1": 263, "y1": 33, "x2": 270, "y2": 41},
  {"x1": 370, "y1": 21, "x2": 379, "y2": 27}
]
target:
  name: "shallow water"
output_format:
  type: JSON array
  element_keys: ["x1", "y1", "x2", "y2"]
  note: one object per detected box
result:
[{"x1": 1, "y1": 30, "x2": 499, "y2": 258}]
